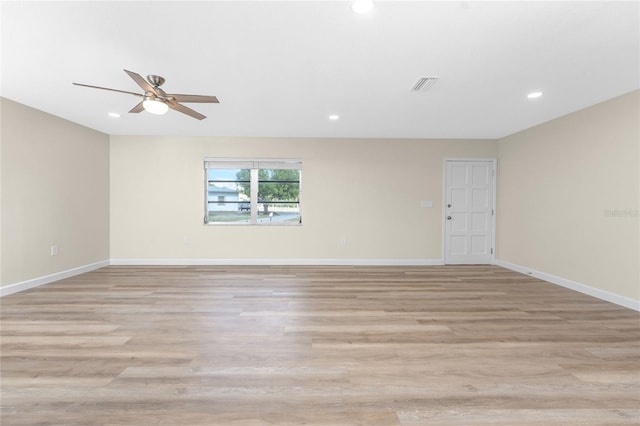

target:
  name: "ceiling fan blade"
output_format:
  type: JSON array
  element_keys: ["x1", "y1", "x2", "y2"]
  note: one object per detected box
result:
[
  {"x1": 167, "y1": 99, "x2": 206, "y2": 120},
  {"x1": 129, "y1": 102, "x2": 145, "y2": 113},
  {"x1": 167, "y1": 94, "x2": 219, "y2": 104},
  {"x1": 73, "y1": 82, "x2": 142, "y2": 97},
  {"x1": 123, "y1": 69, "x2": 158, "y2": 95}
]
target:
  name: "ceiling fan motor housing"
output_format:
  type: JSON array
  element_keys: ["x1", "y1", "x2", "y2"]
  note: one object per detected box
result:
[{"x1": 147, "y1": 75, "x2": 165, "y2": 87}]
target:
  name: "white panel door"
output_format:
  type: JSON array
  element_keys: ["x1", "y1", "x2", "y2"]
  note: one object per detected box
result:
[{"x1": 444, "y1": 160, "x2": 495, "y2": 264}]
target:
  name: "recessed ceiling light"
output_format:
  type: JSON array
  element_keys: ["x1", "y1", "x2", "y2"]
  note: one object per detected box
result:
[
  {"x1": 527, "y1": 91, "x2": 543, "y2": 99},
  {"x1": 329, "y1": 115, "x2": 340, "y2": 120},
  {"x1": 108, "y1": 112, "x2": 120, "y2": 118},
  {"x1": 352, "y1": 0, "x2": 374, "y2": 14}
]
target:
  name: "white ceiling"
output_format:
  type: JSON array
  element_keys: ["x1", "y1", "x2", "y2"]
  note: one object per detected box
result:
[{"x1": 1, "y1": 1, "x2": 638, "y2": 139}]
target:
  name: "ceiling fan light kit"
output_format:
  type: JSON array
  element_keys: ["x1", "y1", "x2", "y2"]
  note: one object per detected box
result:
[
  {"x1": 73, "y1": 69, "x2": 219, "y2": 120},
  {"x1": 142, "y1": 96, "x2": 169, "y2": 115}
]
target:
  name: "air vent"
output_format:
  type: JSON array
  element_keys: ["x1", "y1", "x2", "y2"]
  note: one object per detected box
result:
[{"x1": 411, "y1": 76, "x2": 440, "y2": 92}]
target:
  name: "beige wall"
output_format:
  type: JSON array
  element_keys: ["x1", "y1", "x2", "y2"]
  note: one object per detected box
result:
[
  {"x1": 1, "y1": 98, "x2": 110, "y2": 287},
  {"x1": 110, "y1": 136, "x2": 497, "y2": 261},
  {"x1": 497, "y1": 90, "x2": 640, "y2": 300}
]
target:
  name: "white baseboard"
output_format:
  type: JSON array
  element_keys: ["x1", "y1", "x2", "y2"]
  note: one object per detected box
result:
[
  {"x1": 494, "y1": 259, "x2": 640, "y2": 312},
  {"x1": 0, "y1": 260, "x2": 110, "y2": 297},
  {"x1": 110, "y1": 258, "x2": 445, "y2": 266},
  {"x1": 6, "y1": 258, "x2": 635, "y2": 312}
]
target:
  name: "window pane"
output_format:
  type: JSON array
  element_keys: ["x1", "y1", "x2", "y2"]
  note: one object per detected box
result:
[
  {"x1": 256, "y1": 169, "x2": 301, "y2": 223},
  {"x1": 207, "y1": 168, "x2": 252, "y2": 223}
]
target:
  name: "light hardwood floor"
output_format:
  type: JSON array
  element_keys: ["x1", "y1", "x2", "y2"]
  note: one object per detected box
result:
[{"x1": 1, "y1": 265, "x2": 639, "y2": 425}]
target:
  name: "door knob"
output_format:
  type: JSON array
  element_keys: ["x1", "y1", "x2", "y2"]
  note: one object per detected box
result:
[{"x1": 447, "y1": 216, "x2": 452, "y2": 220}]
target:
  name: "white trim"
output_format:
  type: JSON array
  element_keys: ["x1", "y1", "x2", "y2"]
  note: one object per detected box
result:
[
  {"x1": 495, "y1": 259, "x2": 640, "y2": 312},
  {"x1": 204, "y1": 157, "x2": 302, "y2": 167},
  {"x1": 0, "y1": 260, "x2": 110, "y2": 297},
  {"x1": 443, "y1": 157, "x2": 498, "y2": 162},
  {"x1": 442, "y1": 158, "x2": 497, "y2": 265},
  {"x1": 110, "y1": 258, "x2": 445, "y2": 266},
  {"x1": 6, "y1": 258, "x2": 635, "y2": 311}
]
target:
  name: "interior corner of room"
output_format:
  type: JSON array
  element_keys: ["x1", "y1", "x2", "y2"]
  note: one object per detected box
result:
[{"x1": 1, "y1": 90, "x2": 638, "y2": 309}]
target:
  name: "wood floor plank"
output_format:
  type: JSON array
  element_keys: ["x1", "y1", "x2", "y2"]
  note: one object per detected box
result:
[{"x1": 1, "y1": 265, "x2": 638, "y2": 425}]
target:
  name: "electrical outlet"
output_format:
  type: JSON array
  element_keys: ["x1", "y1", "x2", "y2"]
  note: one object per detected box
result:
[
  {"x1": 50, "y1": 245, "x2": 58, "y2": 256},
  {"x1": 339, "y1": 236, "x2": 347, "y2": 245}
]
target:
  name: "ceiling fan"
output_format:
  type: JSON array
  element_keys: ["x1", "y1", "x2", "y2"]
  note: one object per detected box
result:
[{"x1": 73, "y1": 69, "x2": 219, "y2": 120}]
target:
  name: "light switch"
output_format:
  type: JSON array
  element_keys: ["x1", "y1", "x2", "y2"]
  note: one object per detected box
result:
[{"x1": 421, "y1": 200, "x2": 433, "y2": 208}]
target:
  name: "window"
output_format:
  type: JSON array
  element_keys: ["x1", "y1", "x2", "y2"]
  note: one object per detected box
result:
[{"x1": 205, "y1": 159, "x2": 302, "y2": 225}]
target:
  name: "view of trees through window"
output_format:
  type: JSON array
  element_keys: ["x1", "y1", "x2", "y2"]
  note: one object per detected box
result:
[{"x1": 235, "y1": 169, "x2": 300, "y2": 214}]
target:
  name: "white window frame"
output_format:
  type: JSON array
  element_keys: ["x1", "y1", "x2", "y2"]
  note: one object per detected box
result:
[{"x1": 204, "y1": 158, "x2": 302, "y2": 226}]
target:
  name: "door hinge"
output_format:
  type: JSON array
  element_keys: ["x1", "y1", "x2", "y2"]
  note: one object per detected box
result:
[
  {"x1": 492, "y1": 209, "x2": 494, "y2": 216},
  {"x1": 491, "y1": 248, "x2": 494, "y2": 254}
]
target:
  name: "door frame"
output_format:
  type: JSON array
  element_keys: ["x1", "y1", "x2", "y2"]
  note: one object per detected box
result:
[{"x1": 442, "y1": 158, "x2": 497, "y2": 265}]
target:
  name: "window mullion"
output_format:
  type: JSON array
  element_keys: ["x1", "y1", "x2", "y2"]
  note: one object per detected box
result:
[
  {"x1": 250, "y1": 168, "x2": 258, "y2": 223},
  {"x1": 203, "y1": 166, "x2": 209, "y2": 224}
]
